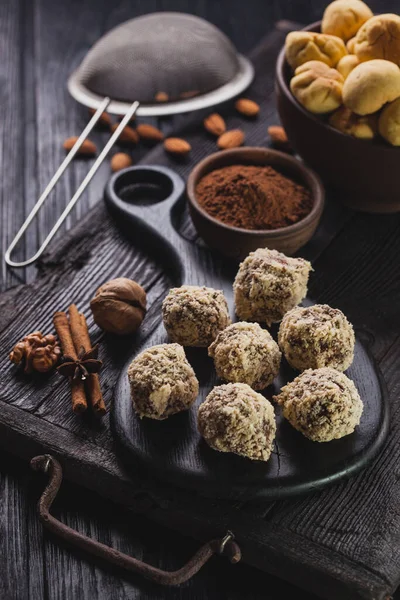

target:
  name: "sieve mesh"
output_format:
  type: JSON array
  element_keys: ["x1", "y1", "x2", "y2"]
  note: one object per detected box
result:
[{"x1": 76, "y1": 12, "x2": 241, "y2": 104}]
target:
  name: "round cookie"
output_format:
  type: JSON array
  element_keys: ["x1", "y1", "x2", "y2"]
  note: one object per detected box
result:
[
  {"x1": 354, "y1": 14, "x2": 400, "y2": 66},
  {"x1": 274, "y1": 367, "x2": 363, "y2": 442},
  {"x1": 278, "y1": 304, "x2": 355, "y2": 371},
  {"x1": 329, "y1": 105, "x2": 377, "y2": 139},
  {"x1": 343, "y1": 59, "x2": 400, "y2": 115},
  {"x1": 285, "y1": 31, "x2": 347, "y2": 69},
  {"x1": 233, "y1": 248, "x2": 312, "y2": 326},
  {"x1": 208, "y1": 322, "x2": 281, "y2": 390},
  {"x1": 162, "y1": 285, "x2": 231, "y2": 347},
  {"x1": 322, "y1": 0, "x2": 373, "y2": 42},
  {"x1": 128, "y1": 343, "x2": 199, "y2": 419},
  {"x1": 290, "y1": 60, "x2": 344, "y2": 114},
  {"x1": 379, "y1": 97, "x2": 400, "y2": 146},
  {"x1": 198, "y1": 383, "x2": 276, "y2": 461},
  {"x1": 336, "y1": 54, "x2": 360, "y2": 79}
]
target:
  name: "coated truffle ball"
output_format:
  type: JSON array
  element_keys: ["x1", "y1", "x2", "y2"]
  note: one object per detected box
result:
[
  {"x1": 208, "y1": 322, "x2": 281, "y2": 390},
  {"x1": 198, "y1": 383, "x2": 276, "y2": 461},
  {"x1": 278, "y1": 304, "x2": 355, "y2": 371},
  {"x1": 274, "y1": 367, "x2": 363, "y2": 442},
  {"x1": 234, "y1": 248, "x2": 312, "y2": 326},
  {"x1": 162, "y1": 286, "x2": 231, "y2": 347},
  {"x1": 128, "y1": 343, "x2": 199, "y2": 419}
]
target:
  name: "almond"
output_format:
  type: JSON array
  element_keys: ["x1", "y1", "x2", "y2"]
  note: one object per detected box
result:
[
  {"x1": 111, "y1": 153, "x2": 133, "y2": 172},
  {"x1": 111, "y1": 123, "x2": 139, "y2": 145},
  {"x1": 136, "y1": 123, "x2": 164, "y2": 142},
  {"x1": 155, "y1": 91, "x2": 169, "y2": 102},
  {"x1": 63, "y1": 136, "x2": 97, "y2": 156},
  {"x1": 235, "y1": 98, "x2": 260, "y2": 117},
  {"x1": 268, "y1": 125, "x2": 292, "y2": 152},
  {"x1": 180, "y1": 90, "x2": 199, "y2": 99},
  {"x1": 89, "y1": 108, "x2": 112, "y2": 127},
  {"x1": 204, "y1": 113, "x2": 226, "y2": 136},
  {"x1": 217, "y1": 129, "x2": 245, "y2": 150},
  {"x1": 164, "y1": 137, "x2": 191, "y2": 156}
]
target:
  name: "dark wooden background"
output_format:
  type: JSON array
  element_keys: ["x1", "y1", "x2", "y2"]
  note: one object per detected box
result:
[{"x1": 1, "y1": 0, "x2": 399, "y2": 598}]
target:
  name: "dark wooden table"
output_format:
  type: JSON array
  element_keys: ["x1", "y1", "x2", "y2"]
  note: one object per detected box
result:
[{"x1": 1, "y1": 0, "x2": 399, "y2": 598}]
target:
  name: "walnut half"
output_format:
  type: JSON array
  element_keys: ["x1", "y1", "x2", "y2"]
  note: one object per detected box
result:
[{"x1": 9, "y1": 331, "x2": 61, "y2": 373}]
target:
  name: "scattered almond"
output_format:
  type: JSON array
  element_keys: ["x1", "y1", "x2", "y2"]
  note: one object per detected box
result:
[
  {"x1": 111, "y1": 123, "x2": 139, "y2": 145},
  {"x1": 63, "y1": 137, "x2": 97, "y2": 156},
  {"x1": 111, "y1": 153, "x2": 133, "y2": 172},
  {"x1": 217, "y1": 129, "x2": 245, "y2": 150},
  {"x1": 155, "y1": 91, "x2": 169, "y2": 102},
  {"x1": 89, "y1": 108, "x2": 112, "y2": 127},
  {"x1": 268, "y1": 125, "x2": 292, "y2": 152},
  {"x1": 235, "y1": 98, "x2": 260, "y2": 118},
  {"x1": 136, "y1": 123, "x2": 164, "y2": 142},
  {"x1": 180, "y1": 90, "x2": 199, "y2": 99},
  {"x1": 164, "y1": 137, "x2": 191, "y2": 156},
  {"x1": 204, "y1": 113, "x2": 226, "y2": 137}
]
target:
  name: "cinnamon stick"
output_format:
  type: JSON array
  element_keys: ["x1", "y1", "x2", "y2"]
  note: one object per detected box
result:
[
  {"x1": 53, "y1": 311, "x2": 87, "y2": 414},
  {"x1": 68, "y1": 305, "x2": 106, "y2": 417}
]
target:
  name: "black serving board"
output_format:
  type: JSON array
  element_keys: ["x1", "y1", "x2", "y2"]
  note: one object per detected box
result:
[{"x1": 109, "y1": 166, "x2": 389, "y2": 501}]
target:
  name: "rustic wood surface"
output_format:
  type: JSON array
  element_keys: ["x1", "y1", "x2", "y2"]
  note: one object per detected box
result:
[{"x1": 1, "y1": 0, "x2": 400, "y2": 599}]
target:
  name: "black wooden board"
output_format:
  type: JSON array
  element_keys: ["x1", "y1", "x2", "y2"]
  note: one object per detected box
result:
[{"x1": 1, "y1": 11, "x2": 400, "y2": 600}]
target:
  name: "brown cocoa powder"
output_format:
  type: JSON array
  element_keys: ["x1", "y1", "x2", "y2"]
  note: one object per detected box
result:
[{"x1": 195, "y1": 165, "x2": 312, "y2": 230}]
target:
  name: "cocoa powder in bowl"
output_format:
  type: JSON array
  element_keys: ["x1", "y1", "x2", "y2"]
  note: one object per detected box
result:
[{"x1": 195, "y1": 164, "x2": 312, "y2": 230}]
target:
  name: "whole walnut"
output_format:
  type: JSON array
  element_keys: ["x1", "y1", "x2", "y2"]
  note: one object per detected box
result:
[
  {"x1": 9, "y1": 331, "x2": 61, "y2": 373},
  {"x1": 285, "y1": 31, "x2": 347, "y2": 70},
  {"x1": 343, "y1": 59, "x2": 400, "y2": 115},
  {"x1": 354, "y1": 14, "x2": 400, "y2": 66},
  {"x1": 322, "y1": 0, "x2": 373, "y2": 42},
  {"x1": 90, "y1": 278, "x2": 146, "y2": 335},
  {"x1": 290, "y1": 60, "x2": 344, "y2": 114}
]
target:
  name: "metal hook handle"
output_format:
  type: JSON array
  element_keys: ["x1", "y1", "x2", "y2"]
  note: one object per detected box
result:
[
  {"x1": 5, "y1": 99, "x2": 140, "y2": 268},
  {"x1": 30, "y1": 455, "x2": 241, "y2": 586}
]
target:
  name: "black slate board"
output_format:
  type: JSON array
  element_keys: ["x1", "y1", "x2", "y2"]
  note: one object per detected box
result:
[{"x1": 108, "y1": 170, "x2": 389, "y2": 499}]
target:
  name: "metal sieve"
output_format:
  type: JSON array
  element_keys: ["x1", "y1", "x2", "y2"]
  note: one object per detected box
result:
[
  {"x1": 68, "y1": 12, "x2": 254, "y2": 116},
  {"x1": 5, "y1": 12, "x2": 254, "y2": 267}
]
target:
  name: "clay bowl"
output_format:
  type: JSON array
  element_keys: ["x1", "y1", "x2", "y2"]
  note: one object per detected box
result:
[
  {"x1": 186, "y1": 147, "x2": 324, "y2": 261},
  {"x1": 276, "y1": 21, "x2": 400, "y2": 213}
]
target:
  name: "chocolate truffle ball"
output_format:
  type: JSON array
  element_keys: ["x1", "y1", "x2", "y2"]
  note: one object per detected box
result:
[
  {"x1": 162, "y1": 285, "x2": 231, "y2": 347},
  {"x1": 198, "y1": 383, "x2": 276, "y2": 461},
  {"x1": 234, "y1": 248, "x2": 312, "y2": 326},
  {"x1": 208, "y1": 322, "x2": 281, "y2": 390},
  {"x1": 278, "y1": 304, "x2": 355, "y2": 371},
  {"x1": 274, "y1": 367, "x2": 363, "y2": 442},
  {"x1": 128, "y1": 343, "x2": 199, "y2": 420}
]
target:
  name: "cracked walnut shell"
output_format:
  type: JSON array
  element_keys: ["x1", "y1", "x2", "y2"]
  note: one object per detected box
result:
[
  {"x1": 290, "y1": 61, "x2": 344, "y2": 114},
  {"x1": 285, "y1": 31, "x2": 347, "y2": 70},
  {"x1": 90, "y1": 278, "x2": 146, "y2": 335}
]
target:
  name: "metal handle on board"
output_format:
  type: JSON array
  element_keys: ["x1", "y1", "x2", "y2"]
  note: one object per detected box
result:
[{"x1": 30, "y1": 455, "x2": 241, "y2": 586}]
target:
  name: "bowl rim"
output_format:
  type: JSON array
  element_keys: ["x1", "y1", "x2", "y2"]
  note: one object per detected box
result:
[
  {"x1": 276, "y1": 20, "x2": 400, "y2": 153},
  {"x1": 186, "y1": 146, "x2": 325, "y2": 239}
]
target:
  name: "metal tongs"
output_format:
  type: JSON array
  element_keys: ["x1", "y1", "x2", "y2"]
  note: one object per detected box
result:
[{"x1": 5, "y1": 98, "x2": 140, "y2": 268}]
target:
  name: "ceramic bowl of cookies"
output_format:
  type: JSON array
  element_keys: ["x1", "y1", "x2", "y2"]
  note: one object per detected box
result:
[
  {"x1": 186, "y1": 147, "x2": 324, "y2": 261},
  {"x1": 276, "y1": 8, "x2": 400, "y2": 213}
]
